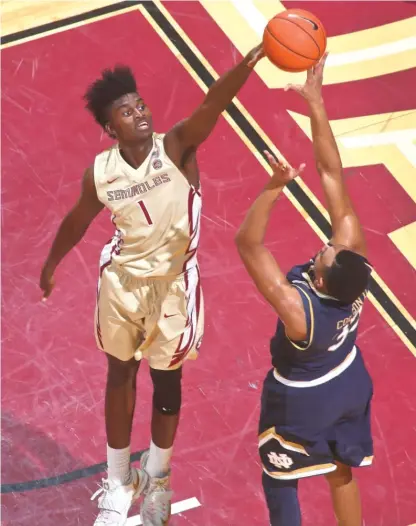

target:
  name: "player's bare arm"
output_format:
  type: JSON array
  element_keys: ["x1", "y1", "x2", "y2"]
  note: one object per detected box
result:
[
  {"x1": 164, "y1": 45, "x2": 265, "y2": 175},
  {"x1": 40, "y1": 166, "x2": 104, "y2": 299},
  {"x1": 235, "y1": 152, "x2": 307, "y2": 342},
  {"x1": 286, "y1": 53, "x2": 366, "y2": 257}
]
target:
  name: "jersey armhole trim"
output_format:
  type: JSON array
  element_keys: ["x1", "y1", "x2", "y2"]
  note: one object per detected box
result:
[
  {"x1": 92, "y1": 156, "x2": 106, "y2": 206},
  {"x1": 285, "y1": 285, "x2": 314, "y2": 351},
  {"x1": 161, "y1": 132, "x2": 201, "y2": 193},
  {"x1": 93, "y1": 147, "x2": 112, "y2": 195}
]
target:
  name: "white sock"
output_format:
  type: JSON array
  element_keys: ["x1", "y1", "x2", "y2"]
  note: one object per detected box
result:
[
  {"x1": 146, "y1": 441, "x2": 173, "y2": 478},
  {"x1": 107, "y1": 444, "x2": 132, "y2": 486}
]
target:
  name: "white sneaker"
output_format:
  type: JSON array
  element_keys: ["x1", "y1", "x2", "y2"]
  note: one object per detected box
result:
[
  {"x1": 140, "y1": 450, "x2": 172, "y2": 526},
  {"x1": 91, "y1": 467, "x2": 149, "y2": 526}
]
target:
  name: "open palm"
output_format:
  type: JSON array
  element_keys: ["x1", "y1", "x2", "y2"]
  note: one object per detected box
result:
[
  {"x1": 285, "y1": 52, "x2": 329, "y2": 103},
  {"x1": 264, "y1": 151, "x2": 305, "y2": 188}
]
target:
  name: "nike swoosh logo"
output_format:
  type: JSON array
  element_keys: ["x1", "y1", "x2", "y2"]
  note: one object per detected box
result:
[
  {"x1": 164, "y1": 314, "x2": 177, "y2": 318},
  {"x1": 107, "y1": 177, "x2": 119, "y2": 184},
  {"x1": 132, "y1": 471, "x2": 143, "y2": 499},
  {"x1": 288, "y1": 13, "x2": 319, "y2": 30}
]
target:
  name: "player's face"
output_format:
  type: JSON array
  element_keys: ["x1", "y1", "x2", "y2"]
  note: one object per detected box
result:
[
  {"x1": 107, "y1": 93, "x2": 153, "y2": 143},
  {"x1": 312, "y1": 243, "x2": 343, "y2": 290}
]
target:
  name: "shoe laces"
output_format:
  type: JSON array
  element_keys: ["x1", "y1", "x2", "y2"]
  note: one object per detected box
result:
[
  {"x1": 143, "y1": 477, "x2": 172, "y2": 519},
  {"x1": 91, "y1": 479, "x2": 122, "y2": 522}
]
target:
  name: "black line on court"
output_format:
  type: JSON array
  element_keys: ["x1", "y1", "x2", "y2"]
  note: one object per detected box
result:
[
  {"x1": 141, "y1": 2, "x2": 416, "y2": 347},
  {"x1": 1, "y1": 451, "x2": 144, "y2": 494},
  {"x1": 1, "y1": 1, "x2": 141, "y2": 45},
  {"x1": 1, "y1": 0, "x2": 415, "y2": 496}
]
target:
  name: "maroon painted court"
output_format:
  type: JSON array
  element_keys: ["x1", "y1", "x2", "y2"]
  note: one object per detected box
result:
[{"x1": 2, "y1": 2, "x2": 416, "y2": 525}]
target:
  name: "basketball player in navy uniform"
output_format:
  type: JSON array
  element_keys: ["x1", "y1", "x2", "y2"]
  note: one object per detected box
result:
[
  {"x1": 39, "y1": 46, "x2": 264, "y2": 526},
  {"x1": 235, "y1": 53, "x2": 373, "y2": 526}
]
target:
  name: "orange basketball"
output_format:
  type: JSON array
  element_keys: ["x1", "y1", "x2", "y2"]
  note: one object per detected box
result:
[{"x1": 263, "y1": 9, "x2": 327, "y2": 72}]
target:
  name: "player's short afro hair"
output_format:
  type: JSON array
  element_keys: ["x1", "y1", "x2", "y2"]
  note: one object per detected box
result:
[
  {"x1": 323, "y1": 249, "x2": 371, "y2": 304},
  {"x1": 83, "y1": 65, "x2": 138, "y2": 128}
]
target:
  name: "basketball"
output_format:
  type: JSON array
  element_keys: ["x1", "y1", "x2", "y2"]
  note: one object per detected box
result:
[{"x1": 263, "y1": 9, "x2": 327, "y2": 72}]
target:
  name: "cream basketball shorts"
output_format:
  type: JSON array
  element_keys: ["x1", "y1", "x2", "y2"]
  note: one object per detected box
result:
[{"x1": 94, "y1": 263, "x2": 204, "y2": 370}]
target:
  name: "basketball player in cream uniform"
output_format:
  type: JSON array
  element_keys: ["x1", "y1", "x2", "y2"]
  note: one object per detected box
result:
[
  {"x1": 40, "y1": 46, "x2": 264, "y2": 526},
  {"x1": 94, "y1": 133, "x2": 203, "y2": 370}
]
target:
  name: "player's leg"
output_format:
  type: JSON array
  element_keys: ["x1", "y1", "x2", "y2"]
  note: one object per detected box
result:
[
  {"x1": 146, "y1": 366, "x2": 182, "y2": 476},
  {"x1": 138, "y1": 368, "x2": 182, "y2": 526},
  {"x1": 325, "y1": 408, "x2": 372, "y2": 526},
  {"x1": 258, "y1": 370, "x2": 337, "y2": 526},
  {"x1": 325, "y1": 462, "x2": 361, "y2": 526},
  {"x1": 324, "y1": 351, "x2": 373, "y2": 526},
  {"x1": 262, "y1": 473, "x2": 301, "y2": 526},
  {"x1": 92, "y1": 267, "x2": 148, "y2": 526},
  {"x1": 142, "y1": 268, "x2": 202, "y2": 474},
  {"x1": 139, "y1": 268, "x2": 203, "y2": 525},
  {"x1": 105, "y1": 354, "x2": 141, "y2": 484}
]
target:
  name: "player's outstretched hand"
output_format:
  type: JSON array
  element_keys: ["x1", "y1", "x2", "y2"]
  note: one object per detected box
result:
[
  {"x1": 246, "y1": 44, "x2": 266, "y2": 68},
  {"x1": 284, "y1": 52, "x2": 328, "y2": 103},
  {"x1": 264, "y1": 151, "x2": 305, "y2": 188},
  {"x1": 40, "y1": 264, "x2": 55, "y2": 301}
]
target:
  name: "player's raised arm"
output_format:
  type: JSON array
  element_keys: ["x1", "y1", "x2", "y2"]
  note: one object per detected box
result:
[
  {"x1": 39, "y1": 166, "x2": 104, "y2": 299},
  {"x1": 286, "y1": 54, "x2": 367, "y2": 257},
  {"x1": 165, "y1": 45, "x2": 265, "y2": 166},
  {"x1": 235, "y1": 153, "x2": 307, "y2": 342}
]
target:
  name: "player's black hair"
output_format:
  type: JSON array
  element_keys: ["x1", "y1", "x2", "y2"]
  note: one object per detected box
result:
[
  {"x1": 83, "y1": 65, "x2": 138, "y2": 128},
  {"x1": 323, "y1": 250, "x2": 370, "y2": 304}
]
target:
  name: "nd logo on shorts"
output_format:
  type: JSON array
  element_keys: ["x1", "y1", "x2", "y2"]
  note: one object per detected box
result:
[
  {"x1": 259, "y1": 428, "x2": 337, "y2": 480},
  {"x1": 267, "y1": 452, "x2": 294, "y2": 469}
]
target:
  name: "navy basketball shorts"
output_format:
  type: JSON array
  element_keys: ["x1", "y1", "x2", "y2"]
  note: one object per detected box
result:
[{"x1": 259, "y1": 351, "x2": 374, "y2": 480}]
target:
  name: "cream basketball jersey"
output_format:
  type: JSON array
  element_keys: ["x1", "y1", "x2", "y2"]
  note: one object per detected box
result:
[{"x1": 94, "y1": 133, "x2": 201, "y2": 278}]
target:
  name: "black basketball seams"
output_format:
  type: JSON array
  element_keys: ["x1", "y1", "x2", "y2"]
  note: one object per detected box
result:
[
  {"x1": 287, "y1": 13, "x2": 319, "y2": 31},
  {"x1": 270, "y1": 15, "x2": 324, "y2": 56},
  {"x1": 265, "y1": 25, "x2": 318, "y2": 63}
]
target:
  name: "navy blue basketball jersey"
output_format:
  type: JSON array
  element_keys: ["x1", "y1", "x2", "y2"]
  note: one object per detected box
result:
[{"x1": 270, "y1": 256, "x2": 372, "y2": 382}]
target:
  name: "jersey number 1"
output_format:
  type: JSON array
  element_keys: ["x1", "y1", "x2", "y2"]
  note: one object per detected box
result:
[{"x1": 138, "y1": 200, "x2": 153, "y2": 225}]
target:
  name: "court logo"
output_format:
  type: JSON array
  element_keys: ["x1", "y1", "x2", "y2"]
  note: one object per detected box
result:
[{"x1": 268, "y1": 452, "x2": 294, "y2": 469}]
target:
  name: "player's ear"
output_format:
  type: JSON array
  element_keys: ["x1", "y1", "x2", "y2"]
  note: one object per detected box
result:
[
  {"x1": 105, "y1": 123, "x2": 117, "y2": 139},
  {"x1": 314, "y1": 274, "x2": 325, "y2": 291}
]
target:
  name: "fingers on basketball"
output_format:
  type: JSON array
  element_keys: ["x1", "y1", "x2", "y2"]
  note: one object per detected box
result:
[
  {"x1": 319, "y1": 51, "x2": 329, "y2": 67},
  {"x1": 316, "y1": 52, "x2": 329, "y2": 73}
]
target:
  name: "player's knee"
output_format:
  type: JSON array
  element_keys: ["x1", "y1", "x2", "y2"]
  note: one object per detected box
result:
[
  {"x1": 150, "y1": 367, "x2": 182, "y2": 415},
  {"x1": 325, "y1": 462, "x2": 353, "y2": 486},
  {"x1": 106, "y1": 354, "x2": 140, "y2": 386}
]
